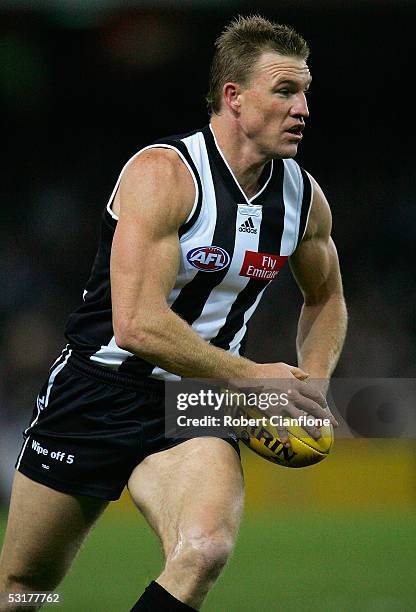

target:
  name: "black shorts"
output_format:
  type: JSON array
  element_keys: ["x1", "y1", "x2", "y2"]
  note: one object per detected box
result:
[{"x1": 16, "y1": 351, "x2": 240, "y2": 501}]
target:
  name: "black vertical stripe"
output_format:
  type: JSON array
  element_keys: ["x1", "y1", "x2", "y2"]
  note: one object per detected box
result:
[
  {"x1": 153, "y1": 140, "x2": 203, "y2": 238},
  {"x1": 210, "y1": 160, "x2": 286, "y2": 351},
  {"x1": 202, "y1": 125, "x2": 246, "y2": 203},
  {"x1": 209, "y1": 280, "x2": 269, "y2": 351}
]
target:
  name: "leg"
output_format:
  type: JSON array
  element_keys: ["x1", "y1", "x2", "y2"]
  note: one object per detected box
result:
[
  {"x1": 0, "y1": 471, "x2": 108, "y2": 611},
  {"x1": 128, "y1": 438, "x2": 244, "y2": 610}
]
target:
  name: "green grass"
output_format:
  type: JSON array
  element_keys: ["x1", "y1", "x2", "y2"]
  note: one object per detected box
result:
[{"x1": 1, "y1": 509, "x2": 416, "y2": 611}]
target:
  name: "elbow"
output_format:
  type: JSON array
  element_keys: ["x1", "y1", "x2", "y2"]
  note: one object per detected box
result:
[
  {"x1": 304, "y1": 286, "x2": 345, "y2": 308},
  {"x1": 113, "y1": 332, "x2": 134, "y2": 353},
  {"x1": 113, "y1": 320, "x2": 149, "y2": 353},
  {"x1": 113, "y1": 302, "x2": 169, "y2": 354}
]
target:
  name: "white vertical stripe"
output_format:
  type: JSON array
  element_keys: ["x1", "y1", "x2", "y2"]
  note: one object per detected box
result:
[
  {"x1": 16, "y1": 349, "x2": 72, "y2": 470},
  {"x1": 191, "y1": 205, "x2": 262, "y2": 342},
  {"x1": 15, "y1": 427, "x2": 35, "y2": 471},
  {"x1": 49, "y1": 344, "x2": 69, "y2": 370},
  {"x1": 179, "y1": 131, "x2": 216, "y2": 240},
  {"x1": 280, "y1": 159, "x2": 303, "y2": 256}
]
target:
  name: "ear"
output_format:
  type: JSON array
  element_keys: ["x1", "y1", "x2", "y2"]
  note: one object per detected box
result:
[{"x1": 223, "y1": 82, "x2": 242, "y2": 113}]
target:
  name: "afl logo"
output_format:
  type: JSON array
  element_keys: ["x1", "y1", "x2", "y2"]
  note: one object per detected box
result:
[{"x1": 186, "y1": 246, "x2": 230, "y2": 272}]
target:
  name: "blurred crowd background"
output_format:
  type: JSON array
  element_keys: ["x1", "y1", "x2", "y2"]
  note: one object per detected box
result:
[{"x1": 0, "y1": 1, "x2": 415, "y2": 503}]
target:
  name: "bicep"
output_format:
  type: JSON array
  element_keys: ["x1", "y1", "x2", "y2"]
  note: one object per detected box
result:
[
  {"x1": 111, "y1": 215, "x2": 180, "y2": 318},
  {"x1": 289, "y1": 176, "x2": 343, "y2": 304},
  {"x1": 290, "y1": 236, "x2": 342, "y2": 305},
  {"x1": 110, "y1": 150, "x2": 194, "y2": 333}
]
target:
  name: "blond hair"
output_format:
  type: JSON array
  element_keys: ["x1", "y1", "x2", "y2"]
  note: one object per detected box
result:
[{"x1": 207, "y1": 15, "x2": 309, "y2": 115}]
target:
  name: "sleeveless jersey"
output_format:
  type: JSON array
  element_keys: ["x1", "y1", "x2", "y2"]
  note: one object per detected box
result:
[{"x1": 64, "y1": 124, "x2": 312, "y2": 381}]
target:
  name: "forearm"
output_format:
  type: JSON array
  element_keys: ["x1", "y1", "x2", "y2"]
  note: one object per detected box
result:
[
  {"x1": 296, "y1": 293, "x2": 347, "y2": 379},
  {"x1": 115, "y1": 308, "x2": 255, "y2": 380}
]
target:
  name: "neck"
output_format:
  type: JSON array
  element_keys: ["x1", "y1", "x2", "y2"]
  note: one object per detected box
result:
[{"x1": 210, "y1": 115, "x2": 269, "y2": 200}]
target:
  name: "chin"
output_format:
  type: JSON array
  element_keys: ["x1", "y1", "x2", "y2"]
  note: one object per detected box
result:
[{"x1": 273, "y1": 144, "x2": 299, "y2": 159}]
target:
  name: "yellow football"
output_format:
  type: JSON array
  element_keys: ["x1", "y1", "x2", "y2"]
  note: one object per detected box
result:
[{"x1": 228, "y1": 403, "x2": 334, "y2": 468}]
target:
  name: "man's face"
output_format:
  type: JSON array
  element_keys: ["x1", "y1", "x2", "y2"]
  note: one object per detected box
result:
[{"x1": 237, "y1": 51, "x2": 312, "y2": 159}]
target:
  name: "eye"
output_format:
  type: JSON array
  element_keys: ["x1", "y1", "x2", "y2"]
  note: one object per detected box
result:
[{"x1": 276, "y1": 88, "x2": 290, "y2": 96}]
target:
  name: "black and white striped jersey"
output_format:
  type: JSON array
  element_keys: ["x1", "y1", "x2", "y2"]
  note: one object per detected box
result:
[{"x1": 65, "y1": 124, "x2": 312, "y2": 381}]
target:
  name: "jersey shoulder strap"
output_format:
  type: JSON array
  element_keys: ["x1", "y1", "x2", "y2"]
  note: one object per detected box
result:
[
  {"x1": 281, "y1": 158, "x2": 313, "y2": 254},
  {"x1": 105, "y1": 128, "x2": 205, "y2": 236}
]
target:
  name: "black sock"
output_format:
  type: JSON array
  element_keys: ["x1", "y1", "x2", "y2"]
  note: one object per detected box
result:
[{"x1": 130, "y1": 580, "x2": 197, "y2": 611}]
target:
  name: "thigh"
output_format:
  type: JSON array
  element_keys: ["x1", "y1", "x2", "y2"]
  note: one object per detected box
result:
[
  {"x1": 127, "y1": 438, "x2": 244, "y2": 558},
  {"x1": 0, "y1": 471, "x2": 108, "y2": 590}
]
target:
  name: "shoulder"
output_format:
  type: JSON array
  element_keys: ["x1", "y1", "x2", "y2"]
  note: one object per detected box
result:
[
  {"x1": 123, "y1": 147, "x2": 194, "y2": 193},
  {"x1": 114, "y1": 146, "x2": 196, "y2": 225}
]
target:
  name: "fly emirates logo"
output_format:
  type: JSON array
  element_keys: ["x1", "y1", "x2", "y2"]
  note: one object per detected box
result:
[{"x1": 239, "y1": 251, "x2": 288, "y2": 280}]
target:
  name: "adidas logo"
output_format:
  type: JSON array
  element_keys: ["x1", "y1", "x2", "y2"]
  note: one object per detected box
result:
[{"x1": 238, "y1": 217, "x2": 257, "y2": 234}]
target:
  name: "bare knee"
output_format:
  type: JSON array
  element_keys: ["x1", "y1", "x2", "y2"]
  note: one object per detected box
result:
[
  {"x1": 0, "y1": 519, "x2": 80, "y2": 594},
  {"x1": 0, "y1": 563, "x2": 63, "y2": 593},
  {"x1": 0, "y1": 472, "x2": 108, "y2": 601},
  {"x1": 167, "y1": 531, "x2": 235, "y2": 581},
  {"x1": 0, "y1": 550, "x2": 67, "y2": 603},
  {"x1": 190, "y1": 536, "x2": 233, "y2": 579}
]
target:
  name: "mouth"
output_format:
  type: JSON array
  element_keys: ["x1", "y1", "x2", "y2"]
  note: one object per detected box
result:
[{"x1": 285, "y1": 124, "x2": 305, "y2": 140}]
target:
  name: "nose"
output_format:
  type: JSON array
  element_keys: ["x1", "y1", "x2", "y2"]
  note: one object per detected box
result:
[{"x1": 290, "y1": 92, "x2": 309, "y2": 119}]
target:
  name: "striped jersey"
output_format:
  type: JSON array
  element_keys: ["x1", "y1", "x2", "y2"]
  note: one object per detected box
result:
[{"x1": 65, "y1": 124, "x2": 312, "y2": 381}]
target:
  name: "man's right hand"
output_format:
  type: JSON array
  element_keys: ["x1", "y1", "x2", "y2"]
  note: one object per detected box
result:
[{"x1": 231, "y1": 361, "x2": 338, "y2": 447}]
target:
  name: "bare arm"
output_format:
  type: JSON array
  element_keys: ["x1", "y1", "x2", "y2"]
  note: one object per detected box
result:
[
  {"x1": 289, "y1": 175, "x2": 348, "y2": 380},
  {"x1": 111, "y1": 148, "x2": 260, "y2": 380}
]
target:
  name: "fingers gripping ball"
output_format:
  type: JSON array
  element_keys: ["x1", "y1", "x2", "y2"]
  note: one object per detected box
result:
[{"x1": 230, "y1": 404, "x2": 334, "y2": 468}]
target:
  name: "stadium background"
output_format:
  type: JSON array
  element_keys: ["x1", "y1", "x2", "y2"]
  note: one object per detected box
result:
[{"x1": 0, "y1": 1, "x2": 415, "y2": 610}]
